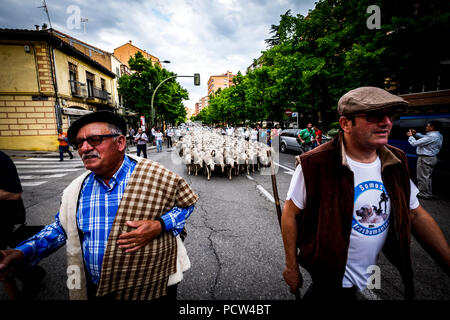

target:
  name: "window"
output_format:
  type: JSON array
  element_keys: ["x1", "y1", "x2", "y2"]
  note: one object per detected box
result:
[
  {"x1": 101, "y1": 78, "x2": 105, "y2": 91},
  {"x1": 68, "y1": 63, "x2": 78, "y2": 94},
  {"x1": 86, "y1": 71, "x2": 94, "y2": 97}
]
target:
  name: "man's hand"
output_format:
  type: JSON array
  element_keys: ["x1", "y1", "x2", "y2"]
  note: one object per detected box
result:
[
  {"x1": 0, "y1": 250, "x2": 24, "y2": 281},
  {"x1": 117, "y1": 220, "x2": 162, "y2": 253},
  {"x1": 283, "y1": 265, "x2": 303, "y2": 294}
]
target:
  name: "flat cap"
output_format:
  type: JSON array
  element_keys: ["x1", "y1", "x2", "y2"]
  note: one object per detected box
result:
[
  {"x1": 67, "y1": 110, "x2": 127, "y2": 142},
  {"x1": 338, "y1": 86, "x2": 408, "y2": 116}
]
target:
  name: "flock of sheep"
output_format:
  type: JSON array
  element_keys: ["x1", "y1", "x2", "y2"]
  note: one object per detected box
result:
[{"x1": 176, "y1": 128, "x2": 275, "y2": 180}]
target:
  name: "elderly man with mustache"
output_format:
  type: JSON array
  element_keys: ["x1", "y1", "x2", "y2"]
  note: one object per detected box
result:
[{"x1": 0, "y1": 111, "x2": 198, "y2": 301}]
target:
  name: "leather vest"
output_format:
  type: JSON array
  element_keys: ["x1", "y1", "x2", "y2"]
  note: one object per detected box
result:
[{"x1": 297, "y1": 133, "x2": 415, "y2": 299}]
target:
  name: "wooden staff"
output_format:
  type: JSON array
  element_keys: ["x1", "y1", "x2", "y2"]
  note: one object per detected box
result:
[{"x1": 267, "y1": 149, "x2": 301, "y2": 301}]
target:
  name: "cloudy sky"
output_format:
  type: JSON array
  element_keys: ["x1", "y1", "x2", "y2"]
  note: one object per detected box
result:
[{"x1": 1, "y1": 0, "x2": 317, "y2": 111}]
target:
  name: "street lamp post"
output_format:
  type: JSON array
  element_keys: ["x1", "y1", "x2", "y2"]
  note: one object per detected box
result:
[{"x1": 150, "y1": 73, "x2": 200, "y2": 129}]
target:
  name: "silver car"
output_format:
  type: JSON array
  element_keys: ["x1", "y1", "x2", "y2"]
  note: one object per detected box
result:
[{"x1": 279, "y1": 128, "x2": 332, "y2": 153}]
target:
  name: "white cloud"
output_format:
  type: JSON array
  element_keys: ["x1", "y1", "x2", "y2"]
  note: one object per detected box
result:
[{"x1": 0, "y1": 0, "x2": 317, "y2": 111}]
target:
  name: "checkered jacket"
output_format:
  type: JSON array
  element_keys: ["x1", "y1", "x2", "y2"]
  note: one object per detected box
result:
[{"x1": 59, "y1": 156, "x2": 198, "y2": 300}]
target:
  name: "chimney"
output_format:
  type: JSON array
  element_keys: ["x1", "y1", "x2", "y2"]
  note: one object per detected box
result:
[
  {"x1": 42, "y1": 23, "x2": 48, "y2": 30},
  {"x1": 129, "y1": 40, "x2": 132, "y2": 44},
  {"x1": 35, "y1": 25, "x2": 40, "y2": 31}
]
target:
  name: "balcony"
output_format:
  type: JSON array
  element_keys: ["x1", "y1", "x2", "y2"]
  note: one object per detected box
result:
[
  {"x1": 89, "y1": 87, "x2": 111, "y2": 102},
  {"x1": 68, "y1": 80, "x2": 112, "y2": 104},
  {"x1": 68, "y1": 80, "x2": 87, "y2": 98}
]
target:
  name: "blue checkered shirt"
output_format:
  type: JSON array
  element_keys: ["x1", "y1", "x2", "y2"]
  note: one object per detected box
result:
[{"x1": 16, "y1": 155, "x2": 194, "y2": 284}]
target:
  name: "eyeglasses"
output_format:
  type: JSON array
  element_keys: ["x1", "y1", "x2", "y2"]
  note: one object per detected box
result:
[
  {"x1": 70, "y1": 134, "x2": 120, "y2": 150},
  {"x1": 352, "y1": 111, "x2": 400, "y2": 123}
]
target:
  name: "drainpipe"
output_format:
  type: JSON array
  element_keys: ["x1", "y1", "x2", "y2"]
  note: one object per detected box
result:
[{"x1": 47, "y1": 37, "x2": 63, "y2": 131}]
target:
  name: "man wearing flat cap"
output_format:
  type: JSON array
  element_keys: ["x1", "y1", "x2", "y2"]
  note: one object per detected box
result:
[
  {"x1": 0, "y1": 111, "x2": 198, "y2": 300},
  {"x1": 281, "y1": 87, "x2": 450, "y2": 300}
]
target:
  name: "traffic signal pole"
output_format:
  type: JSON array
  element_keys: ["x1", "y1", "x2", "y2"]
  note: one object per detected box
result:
[{"x1": 150, "y1": 74, "x2": 200, "y2": 129}]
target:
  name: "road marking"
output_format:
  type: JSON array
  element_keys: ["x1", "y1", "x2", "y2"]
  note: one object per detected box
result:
[
  {"x1": 17, "y1": 168, "x2": 83, "y2": 173},
  {"x1": 246, "y1": 175, "x2": 254, "y2": 181},
  {"x1": 20, "y1": 173, "x2": 68, "y2": 180},
  {"x1": 284, "y1": 171, "x2": 293, "y2": 176},
  {"x1": 15, "y1": 164, "x2": 85, "y2": 169},
  {"x1": 24, "y1": 158, "x2": 81, "y2": 161},
  {"x1": 257, "y1": 185, "x2": 274, "y2": 203},
  {"x1": 14, "y1": 161, "x2": 83, "y2": 165},
  {"x1": 21, "y1": 181, "x2": 48, "y2": 187},
  {"x1": 274, "y1": 162, "x2": 295, "y2": 173}
]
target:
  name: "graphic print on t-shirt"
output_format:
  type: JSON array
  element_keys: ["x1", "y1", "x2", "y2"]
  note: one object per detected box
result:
[{"x1": 352, "y1": 180, "x2": 390, "y2": 236}]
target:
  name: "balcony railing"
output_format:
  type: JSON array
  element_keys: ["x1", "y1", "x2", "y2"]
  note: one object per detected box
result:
[
  {"x1": 69, "y1": 80, "x2": 111, "y2": 103},
  {"x1": 68, "y1": 80, "x2": 87, "y2": 98},
  {"x1": 92, "y1": 87, "x2": 111, "y2": 102}
]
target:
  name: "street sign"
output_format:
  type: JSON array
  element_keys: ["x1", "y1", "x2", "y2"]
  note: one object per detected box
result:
[
  {"x1": 284, "y1": 109, "x2": 292, "y2": 116},
  {"x1": 292, "y1": 112, "x2": 298, "y2": 117}
]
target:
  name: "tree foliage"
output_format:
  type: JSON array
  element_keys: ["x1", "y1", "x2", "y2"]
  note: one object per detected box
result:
[
  {"x1": 194, "y1": 0, "x2": 449, "y2": 127},
  {"x1": 118, "y1": 52, "x2": 189, "y2": 126}
]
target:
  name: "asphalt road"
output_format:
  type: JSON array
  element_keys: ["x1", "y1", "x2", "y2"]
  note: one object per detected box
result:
[{"x1": 1, "y1": 142, "x2": 449, "y2": 301}]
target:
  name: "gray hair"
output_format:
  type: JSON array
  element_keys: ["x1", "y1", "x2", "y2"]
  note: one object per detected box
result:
[{"x1": 108, "y1": 123, "x2": 125, "y2": 145}]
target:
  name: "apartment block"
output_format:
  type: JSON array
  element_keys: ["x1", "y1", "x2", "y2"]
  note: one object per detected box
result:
[{"x1": 207, "y1": 71, "x2": 236, "y2": 96}]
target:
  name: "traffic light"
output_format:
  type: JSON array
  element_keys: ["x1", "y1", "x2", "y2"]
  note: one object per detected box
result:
[{"x1": 194, "y1": 73, "x2": 200, "y2": 86}]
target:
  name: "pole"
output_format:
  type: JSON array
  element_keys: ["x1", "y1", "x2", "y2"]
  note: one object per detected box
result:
[
  {"x1": 267, "y1": 149, "x2": 302, "y2": 301},
  {"x1": 150, "y1": 75, "x2": 196, "y2": 129}
]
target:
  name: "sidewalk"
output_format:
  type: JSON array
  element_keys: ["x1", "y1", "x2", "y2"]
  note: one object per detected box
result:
[{"x1": 2, "y1": 144, "x2": 157, "y2": 159}]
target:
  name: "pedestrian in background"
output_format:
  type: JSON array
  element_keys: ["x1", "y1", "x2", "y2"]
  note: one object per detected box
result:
[
  {"x1": 0, "y1": 111, "x2": 198, "y2": 300},
  {"x1": 155, "y1": 128, "x2": 163, "y2": 152},
  {"x1": 282, "y1": 87, "x2": 450, "y2": 300},
  {"x1": 57, "y1": 128, "x2": 73, "y2": 161},
  {"x1": 134, "y1": 127, "x2": 148, "y2": 158},
  {"x1": 407, "y1": 121, "x2": 443, "y2": 199},
  {"x1": 166, "y1": 127, "x2": 173, "y2": 148},
  {"x1": 151, "y1": 126, "x2": 156, "y2": 145},
  {"x1": 128, "y1": 128, "x2": 135, "y2": 146},
  {"x1": 296, "y1": 123, "x2": 316, "y2": 154},
  {"x1": 311, "y1": 125, "x2": 322, "y2": 149},
  {"x1": 250, "y1": 127, "x2": 258, "y2": 142}
]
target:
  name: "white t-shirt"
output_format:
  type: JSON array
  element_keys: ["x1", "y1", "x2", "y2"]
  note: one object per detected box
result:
[
  {"x1": 155, "y1": 132, "x2": 163, "y2": 141},
  {"x1": 286, "y1": 155, "x2": 420, "y2": 291},
  {"x1": 250, "y1": 130, "x2": 258, "y2": 140}
]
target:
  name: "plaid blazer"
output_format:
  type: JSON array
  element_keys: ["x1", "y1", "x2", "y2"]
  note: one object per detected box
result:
[{"x1": 59, "y1": 155, "x2": 198, "y2": 300}]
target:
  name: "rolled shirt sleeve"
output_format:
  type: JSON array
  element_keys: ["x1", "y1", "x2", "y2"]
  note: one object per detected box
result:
[
  {"x1": 15, "y1": 213, "x2": 67, "y2": 266},
  {"x1": 160, "y1": 205, "x2": 195, "y2": 236}
]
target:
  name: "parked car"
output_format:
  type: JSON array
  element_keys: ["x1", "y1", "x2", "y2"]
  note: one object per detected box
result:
[
  {"x1": 279, "y1": 128, "x2": 332, "y2": 153},
  {"x1": 388, "y1": 113, "x2": 450, "y2": 199}
]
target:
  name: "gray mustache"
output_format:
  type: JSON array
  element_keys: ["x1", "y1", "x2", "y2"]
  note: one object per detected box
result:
[{"x1": 82, "y1": 152, "x2": 100, "y2": 160}]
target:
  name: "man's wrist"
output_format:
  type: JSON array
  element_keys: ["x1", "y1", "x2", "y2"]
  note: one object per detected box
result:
[{"x1": 157, "y1": 217, "x2": 166, "y2": 233}]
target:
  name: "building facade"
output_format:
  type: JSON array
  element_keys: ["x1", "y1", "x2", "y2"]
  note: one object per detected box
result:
[
  {"x1": 0, "y1": 28, "x2": 116, "y2": 151},
  {"x1": 207, "y1": 71, "x2": 236, "y2": 96},
  {"x1": 114, "y1": 40, "x2": 162, "y2": 69}
]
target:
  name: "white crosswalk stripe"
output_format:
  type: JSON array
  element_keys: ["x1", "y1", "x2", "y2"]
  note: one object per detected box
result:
[{"x1": 13, "y1": 157, "x2": 86, "y2": 187}]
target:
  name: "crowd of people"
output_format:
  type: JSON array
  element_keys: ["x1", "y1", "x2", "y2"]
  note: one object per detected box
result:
[{"x1": 125, "y1": 125, "x2": 190, "y2": 158}]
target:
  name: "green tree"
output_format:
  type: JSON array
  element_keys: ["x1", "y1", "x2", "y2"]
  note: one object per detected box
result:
[{"x1": 118, "y1": 52, "x2": 189, "y2": 126}]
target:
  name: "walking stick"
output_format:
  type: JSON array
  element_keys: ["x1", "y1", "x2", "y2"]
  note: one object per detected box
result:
[{"x1": 267, "y1": 149, "x2": 302, "y2": 301}]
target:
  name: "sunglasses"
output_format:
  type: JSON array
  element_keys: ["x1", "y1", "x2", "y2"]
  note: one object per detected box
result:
[
  {"x1": 352, "y1": 111, "x2": 400, "y2": 123},
  {"x1": 70, "y1": 134, "x2": 120, "y2": 150}
]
